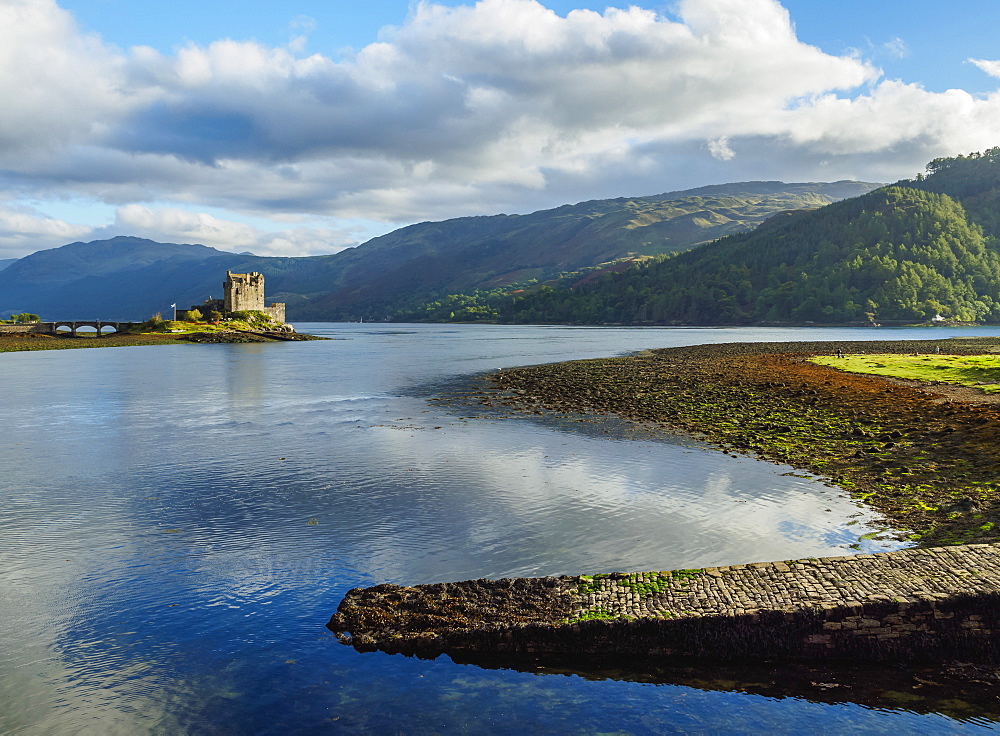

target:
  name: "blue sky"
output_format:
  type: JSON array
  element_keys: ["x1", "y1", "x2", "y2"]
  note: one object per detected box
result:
[{"x1": 3, "y1": 0, "x2": 1000, "y2": 258}]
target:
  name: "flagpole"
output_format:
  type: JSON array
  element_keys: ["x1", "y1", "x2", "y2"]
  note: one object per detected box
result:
[{"x1": 171, "y1": 303, "x2": 177, "y2": 321}]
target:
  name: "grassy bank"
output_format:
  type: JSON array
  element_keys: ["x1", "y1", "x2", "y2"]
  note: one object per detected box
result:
[
  {"x1": 811, "y1": 353, "x2": 1000, "y2": 392},
  {"x1": 476, "y1": 337, "x2": 1000, "y2": 548}
]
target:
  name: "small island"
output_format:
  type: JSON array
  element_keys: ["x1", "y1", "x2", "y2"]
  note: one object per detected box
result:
[{"x1": 0, "y1": 270, "x2": 324, "y2": 352}]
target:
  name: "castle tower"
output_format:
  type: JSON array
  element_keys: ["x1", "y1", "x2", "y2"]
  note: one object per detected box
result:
[
  {"x1": 224, "y1": 271, "x2": 265, "y2": 312},
  {"x1": 221, "y1": 270, "x2": 286, "y2": 324}
]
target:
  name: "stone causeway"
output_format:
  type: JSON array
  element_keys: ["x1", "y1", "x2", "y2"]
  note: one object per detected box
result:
[{"x1": 330, "y1": 543, "x2": 1000, "y2": 663}]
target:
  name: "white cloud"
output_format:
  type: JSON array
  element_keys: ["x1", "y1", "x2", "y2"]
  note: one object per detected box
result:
[
  {"x1": 707, "y1": 136, "x2": 736, "y2": 161},
  {"x1": 883, "y1": 36, "x2": 909, "y2": 59},
  {"x1": 110, "y1": 205, "x2": 359, "y2": 256},
  {"x1": 0, "y1": 0, "x2": 136, "y2": 153},
  {"x1": 1, "y1": 0, "x2": 999, "y2": 257},
  {"x1": 0, "y1": 202, "x2": 93, "y2": 259},
  {"x1": 969, "y1": 58, "x2": 1000, "y2": 79}
]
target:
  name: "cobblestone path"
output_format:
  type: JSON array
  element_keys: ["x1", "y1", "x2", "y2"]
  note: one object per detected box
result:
[
  {"x1": 330, "y1": 543, "x2": 1000, "y2": 662},
  {"x1": 571, "y1": 543, "x2": 1000, "y2": 620}
]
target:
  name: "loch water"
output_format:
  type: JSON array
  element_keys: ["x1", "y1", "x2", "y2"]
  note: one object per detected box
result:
[{"x1": 2, "y1": 323, "x2": 999, "y2": 734}]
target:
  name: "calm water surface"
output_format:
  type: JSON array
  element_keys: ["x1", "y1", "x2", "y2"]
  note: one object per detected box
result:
[{"x1": 2, "y1": 324, "x2": 998, "y2": 734}]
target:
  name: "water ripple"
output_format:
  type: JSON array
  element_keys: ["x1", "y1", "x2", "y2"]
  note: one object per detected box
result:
[{"x1": 3, "y1": 324, "x2": 988, "y2": 733}]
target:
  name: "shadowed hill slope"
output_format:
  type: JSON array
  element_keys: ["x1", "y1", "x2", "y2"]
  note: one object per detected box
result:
[{"x1": 0, "y1": 181, "x2": 879, "y2": 320}]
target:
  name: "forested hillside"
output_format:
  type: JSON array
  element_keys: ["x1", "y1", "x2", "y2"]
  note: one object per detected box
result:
[
  {"x1": 292, "y1": 180, "x2": 877, "y2": 319},
  {"x1": 438, "y1": 151, "x2": 1000, "y2": 326},
  {"x1": 905, "y1": 147, "x2": 1000, "y2": 237},
  {"x1": 500, "y1": 187, "x2": 1000, "y2": 324}
]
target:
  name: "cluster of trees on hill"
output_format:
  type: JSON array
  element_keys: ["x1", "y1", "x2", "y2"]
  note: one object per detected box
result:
[
  {"x1": 503, "y1": 187, "x2": 1000, "y2": 324},
  {"x1": 906, "y1": 147, "x2": 1000, "y2": 238},
  {"x1": 389, "y1": 151, "x2": 1000, "y2": 326}
]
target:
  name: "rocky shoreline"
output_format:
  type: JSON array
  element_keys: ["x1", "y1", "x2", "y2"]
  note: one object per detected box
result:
[
  {"x1": 473, "y1": 337, "x2": 1000, "y2": 548},
  {"x1": 329, "y1": 339, "x2": 1000, "y2": 661},
  {"x1": 328, "y1": 336, "x2": 1000, "y2": 685}
]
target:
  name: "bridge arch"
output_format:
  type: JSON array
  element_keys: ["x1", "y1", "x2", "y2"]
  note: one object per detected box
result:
[{"x1": 48, "y1": 321, "x2": 138, "y2": 336}]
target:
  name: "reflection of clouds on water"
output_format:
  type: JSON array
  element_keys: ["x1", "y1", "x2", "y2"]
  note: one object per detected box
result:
[
  {"x1": 0, "y1": 509, "x2": 173, "y2": 734},
  {"x1": 3, "y1": 324, "x2": 958, "y2": 733},
  {"x1": 352, "y1": 416, "x2": 902, "y2": 584}
]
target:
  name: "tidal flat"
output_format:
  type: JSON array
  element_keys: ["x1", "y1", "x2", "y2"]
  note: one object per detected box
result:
[
  {"x1": 474, "y1": 337, "x2": 1000, "y2": 548},
  {"x1": 0, "y1": 329, "x2": 322, "y2": 352}
]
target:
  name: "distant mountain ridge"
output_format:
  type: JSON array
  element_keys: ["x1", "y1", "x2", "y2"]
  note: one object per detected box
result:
[
  {"x1": 0, "y1": 237, "x2": 282, "y2": 319},
  {"x1": 0, "y1": 181, "x2": 880, "y2": 320},
  {"x1": 297, "y1": 180, "x2": 879, "y2": 319}
]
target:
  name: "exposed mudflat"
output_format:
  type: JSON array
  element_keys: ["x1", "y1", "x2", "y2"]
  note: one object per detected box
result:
[
  {"x1": 467, "y1": 337, "x2": 1000, "y2": 547},
  {"x1": 0, "y1": 332, "x2": 188, "y2": 352},
  {"x1": 0, "y1": 329, "x2": 325, "y2": 352}
]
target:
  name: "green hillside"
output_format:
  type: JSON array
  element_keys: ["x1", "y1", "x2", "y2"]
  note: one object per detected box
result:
[
  {"x1": 0, "y1": 182, "x2": 877, "y2": 321},
  {"x1": 485, "y1": 152, "x2": 1000, "y2": 326},
  {"x1": 904, "y1": 147, "x2": 1000, "y2": 237},
  {"x1": 293, "y1": 181, "x2": 878, "y2": 320}
]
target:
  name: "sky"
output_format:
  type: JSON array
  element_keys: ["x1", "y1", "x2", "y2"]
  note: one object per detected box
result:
[{"x1": 2, "y1": 0, "x2": 1000, "y2": 259}]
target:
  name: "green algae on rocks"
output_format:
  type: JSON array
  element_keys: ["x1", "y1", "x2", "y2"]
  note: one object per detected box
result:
[{"x1": 473, "y1": 337, "x2": 1000, "y2": 548}]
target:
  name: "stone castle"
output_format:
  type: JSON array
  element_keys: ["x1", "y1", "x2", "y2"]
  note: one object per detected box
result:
[{"x1": 181, "y1": 271, "x2": 286, "y2": 324}]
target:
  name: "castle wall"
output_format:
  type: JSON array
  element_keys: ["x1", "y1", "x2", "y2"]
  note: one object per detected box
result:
[{"x1": 263, "y1": 304, "x2": 286, "y2": 324}]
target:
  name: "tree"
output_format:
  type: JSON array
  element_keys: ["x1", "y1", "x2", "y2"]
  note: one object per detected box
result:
[
  {"x1": 187, "y1": 308, "x2": 203, "y2": 322},
  {"x1": 12, "y1": 313, "x2": 40, "y2": 323}
]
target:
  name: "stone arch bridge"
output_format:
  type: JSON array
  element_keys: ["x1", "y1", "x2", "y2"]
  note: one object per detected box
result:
[{"x1": 0, "y1": 321, "x2": 139, "y2": 336}]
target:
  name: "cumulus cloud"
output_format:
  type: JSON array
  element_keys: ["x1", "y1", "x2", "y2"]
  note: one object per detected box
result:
[
  {"x1": 0, "y1": 200, "x2": 358, "y2": 259},
  {"x1": 707, "y1": 136, "x2": 736, "y2": 161},
  {"x1": 0, "y1": 202, "x2": 93, "y2": 259},
  {"x1": 1, "y1": 0, "x2": 1000, "y2": 257}
]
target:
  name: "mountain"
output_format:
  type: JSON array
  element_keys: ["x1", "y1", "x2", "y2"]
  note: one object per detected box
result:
[
  {"x1": 0, "y1": 182, "x2": 879, "y2": 321},
  {"x1": 0, "y1": 258, "x2": 16, "y2": 272},
  {"x1": 0, "y1": 236, "x2": 322, "y2": 319},
  {"x1": 0, "y1": 236, "x2": 241, "y2": 319},
  {"x1": 498, "y1": 150, "x2": 1000, "y2": 326},
  {"x1": 291, "y1": 181, "x2": 880, "y2": 319}
]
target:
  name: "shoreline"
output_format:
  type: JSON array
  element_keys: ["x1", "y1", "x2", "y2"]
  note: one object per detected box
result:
[
  {"x1": 330, "y1": 338, "x2": 1000, "y2": 683},
  {"x1": 0, "y1": 329, "x2": 325, "y2": 353},
  {"x1": 471, "y1": 337, "x2": 1000, "y2": 548}
]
